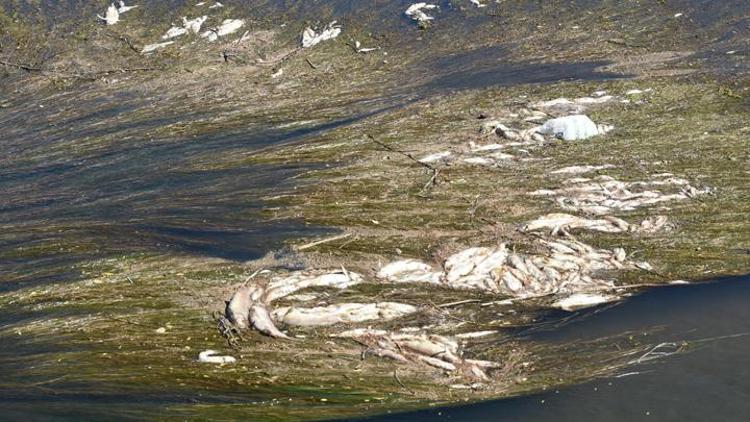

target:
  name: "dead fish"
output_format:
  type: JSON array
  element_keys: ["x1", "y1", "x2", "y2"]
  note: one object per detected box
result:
[
  {"x1": 372, "y1": 348, "x2": 409, "y2": 362},
  {"x1": 418, "y1": 355, "x2": 456, "y2": 371},
  {"x1": 250, "y1": 304, "x2": 290, "y2": 339},
  {"x1": 225, "y1": 286, "x2": 251, "y2": 329}
]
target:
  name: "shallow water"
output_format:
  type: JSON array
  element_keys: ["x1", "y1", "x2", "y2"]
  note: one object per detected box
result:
[
  {"x1": 1, "y1": 0, "x2": 749, "y2": 420},
  {"x1": 364, "y1": 275, "x2": 750, "y2": 421}
]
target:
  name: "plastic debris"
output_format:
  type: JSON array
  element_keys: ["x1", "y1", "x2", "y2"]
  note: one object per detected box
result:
[
  {"x1": 97, "y1": 4, "x2": 119, "y2": 25},
  {"x1": 537, "y1": 115, "x2": 613, "y2": 141},
  {"x1": 301, "y1": 22, "x2": 342, "y2": 48},
  {"x1": 198, "y1": 350, "x2": 236, "y2": 364}
]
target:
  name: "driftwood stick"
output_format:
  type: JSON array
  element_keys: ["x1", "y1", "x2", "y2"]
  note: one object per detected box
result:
[
  {"x1": 366, "y1": 133, "x2": 442, "y2": 194},
  {"x1": 104, "y1": 31, "x2": 140, "y2": 53},
  {"x1": 295, "y1": 233, "x2": 352, "y2": 251},
  {"x1": 437, "y1": 299, "x2": 482, "y2": 308},
  {"x1": 0, "y1": 60, "x2": 43, "y2": 72}
]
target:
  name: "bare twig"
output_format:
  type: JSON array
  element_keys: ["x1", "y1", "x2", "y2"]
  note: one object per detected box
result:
[
  {"x1": 295, "y1": 232, "x2": 352, "y2": 251},
  {"x1": 421, "y1": 167, "x2": 441, "y2": 194},
  {"x1": 393, "y1": 369, "x2": 414, "y2": 394},
  {"x1": 305, "y1": 57, "x2": 318, "y2": 69},
  {"x1": 104, "y1": 31, "x2": 140, "y2": 54},
  {"x1": 0, "y1": 60, "x2": 43, "y2": 72},
  {"x1": 365, "y1": 133, "x2": 441, "y2": 194},
  {"x1": 365, "y1": 133, "x2": 436, "y2": 171},
  {"x1": 437, "y1": 299, "x2": 482, "y2": 308}
]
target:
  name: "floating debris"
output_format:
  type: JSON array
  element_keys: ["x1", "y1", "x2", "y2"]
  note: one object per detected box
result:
[
  {"x1": 97, "y1": 3, "x2": 120, "y2": 25},
  {"x1": 405, "y1": 3, "x2": 439, "y2": 24},
  {"x1": 201, "y1": 19, "x2": 245, "y2": 42},
  {"x1": 469, "y1": 0, "x2": 486, "y2": 8},
  {"x1": 537, "y1": 115, "x2": 613, "y2": 141},
  {"x1": 198, "y1": 350, "x2": 236, "y2": 364},
  {"x1": 301, "y1": 22, "x2": 342, "y2": 48}
]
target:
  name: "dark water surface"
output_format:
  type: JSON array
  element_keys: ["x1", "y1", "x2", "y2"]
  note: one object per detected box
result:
[{"x1": 364, "y1": 275, "x2": 750, "y2": 422}]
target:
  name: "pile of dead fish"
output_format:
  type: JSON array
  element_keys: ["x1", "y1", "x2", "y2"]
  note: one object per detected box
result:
[
  {"x1": 529, "y1": 174, "x2": 709, "y2": 215},
  {"x1": 222, "y1": 232, "x2": 650, "y2": 377},
  {"x1": 334, "y1": 328, "x2": 500, "y2": 379},
  {"x1": 523, "y1": 213, "x2": 670, "y2": 235},
  {"x1": 223, "y1": 233, "x2": 651, "y2": 346},
  {"x1": 224, "y1": 267, "x2": 504, "y2": 377},
  {"x1": 379, "y1": 237, "x2": 648, "y2": 297},
  {"x1": 226, "y1": 269, "x2": 367, "y2": 339}
]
